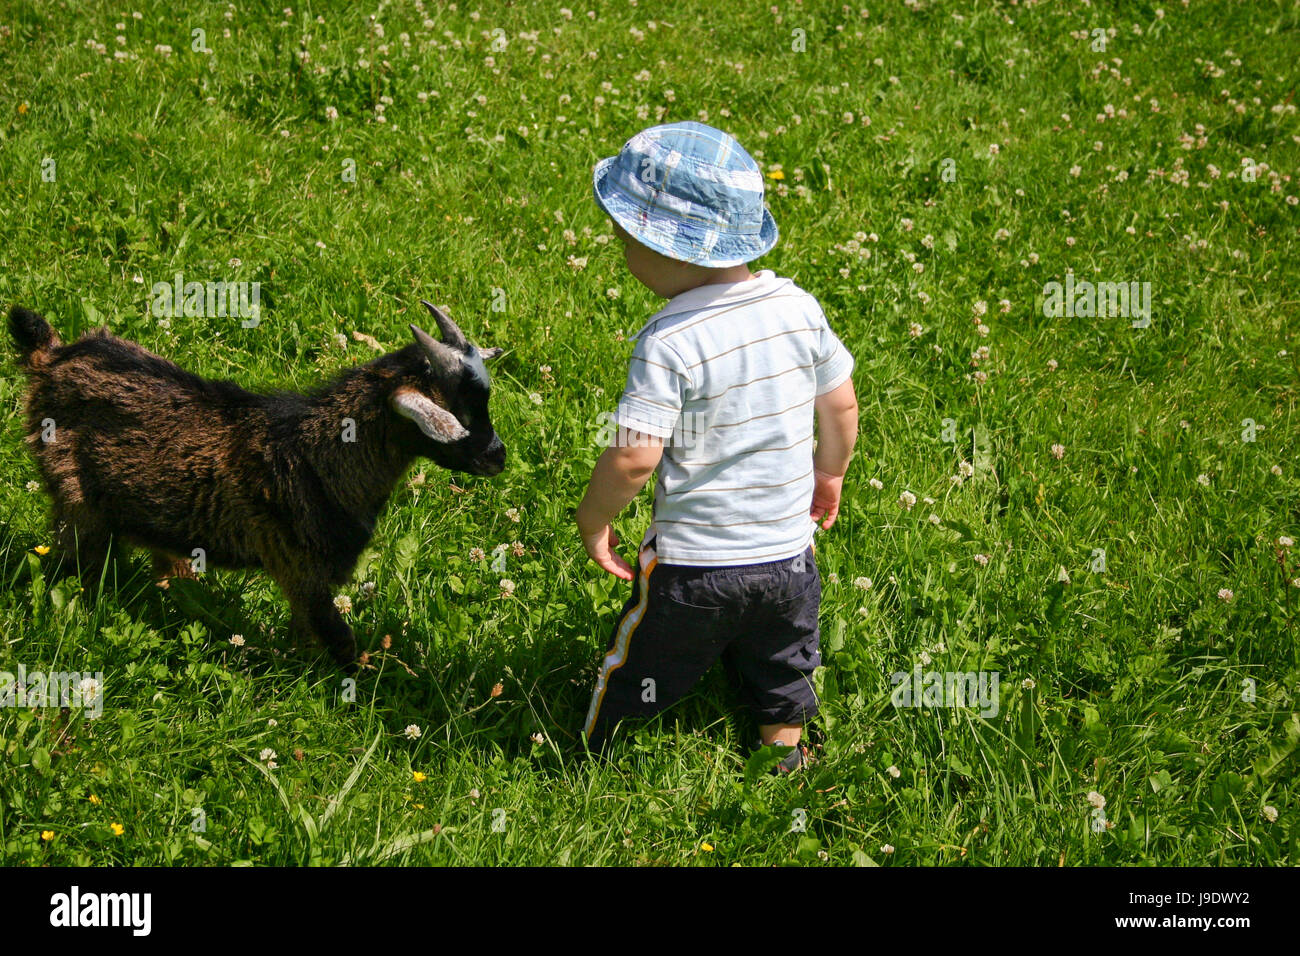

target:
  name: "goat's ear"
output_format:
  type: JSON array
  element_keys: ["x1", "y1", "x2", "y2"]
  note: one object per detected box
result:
[
  {"x1": 391, "y1": 386, "x2": 469, "y2": 443},
  {"x1": 478, "y1": 346, "x2": 504, "y2": 362}
]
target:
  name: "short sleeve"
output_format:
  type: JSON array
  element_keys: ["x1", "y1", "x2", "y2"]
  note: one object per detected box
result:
[
  {"x1": 813, "y1": 313, "x2": 854, "y2": 395},
  {"x1": 614, "y1": 335, "x2": 689, "y2": 439}
]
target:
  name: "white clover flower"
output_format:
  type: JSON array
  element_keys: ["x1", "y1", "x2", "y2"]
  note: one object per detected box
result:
[
  {"x1": 908, "y1": 322, "x2": 924, "y2": 338},
  {"x1": 25, "y1": 480, "x2": 39, "y2": 493},
  {"x1": 1271, "y1": 465, "x2": 1283, "y2": 476},
  {"x1": 928, "y1": 514, "x2": 941, "y2": 526},
  {"x1": 1197, "y1": 473, "x2": 1211, "y2": 486},
  {"x1": 469, "y1": 547, "x2": 486, "y2": 562},
  {"x1": 898, "y1": 490, "x2": 917, "y2": 511},
  {"x1": 1217, "y1": 588, "x2": 1234, "y2": 602},
  {"x1": 974, "y1": 554, "x2": 990, "y2": 566},
  {"x1": 333, "y1": 594, "x2": 352, "y2": 614},
  {"x1": 919, "y1": 650, "x2": 932, "y2": 666},
  {"x1": 78, "y1": 677, "x2": 100, "y2": 702},
  {"x1": 853, "y1": 576, "x2": 872, "y2": 590},
  {"x1": 1051, "y1": 443, "x2": 1065, "y2": 460},
  {"x1": 230, "y1": 634, "x2": 245, "y2": 646},
  {"x1": 404, "y1": 724, "x2": 422, "y2": 740},
  {"x1": 260, "y1": 748, "x2": 277, "y2": 763},
  {"x1": 869, "y1": 477, "x2": 884, "y2": 491},
  {"x1": 1086, "y1": 791, "x2": 1106, "y2": 809},
  {"x1": 886, "y1": 765, "x2": 901, "y2": 778},
  {"x1": 881, "y1": 843, "x2": 895, "y2": 854},
  {"x1": 1277, "y1": 536, "x2": 1293, "y2": 548},
  {"x1": 530, "y1": 732, "x2": 545, "y2": 744},
  {"x1": 506, "y1": 507, "x2": 521, "y2": 522},
  {"x1": 499, "y1": 579, "x2": 516, "y2": 596},
  {"x1": 1022, "y1": 677, "x2": 1036, "y2": 690},
  {"x1": 1058, "y1": 566, "x2": 1071, "y2": 584},
  {"x1": 1263, "y1": 806, "x2": 1278, "y2": 823},
  {"x1": 958, "y1": 461, "x2": 974, "y2": 478},
  {"x1": 1047, "y1": 358, "x2": 1059, "y2": 371}
]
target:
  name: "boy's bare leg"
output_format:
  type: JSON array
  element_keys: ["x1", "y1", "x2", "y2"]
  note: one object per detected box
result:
[{"x1": 760, "y1": 722, "x2": 803, "y2": 747}]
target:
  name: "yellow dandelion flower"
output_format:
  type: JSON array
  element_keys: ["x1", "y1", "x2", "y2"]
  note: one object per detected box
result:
[
  {"x1": 34, "y1": 545, "x2": 50, "y2": 556},
  {"x1": 41, "y1": 830, "x2": 54, "y2": 841},
  {"x1": 18, "y1": 102, "x2": 29, "y2": 114},
  {"x1": 766, "y1": 169, "x2": 785, "y2": 181},
  {"x1": 110, "y1": 822, "x2": 124, "y2": 836},
  {"x1": 88, "y1": 794, "x2": 101, "y2": 805},
  {"x1": 700, "y1": 842, "x2": 714, "y2": 852},
  {"x1": 412, "y1": 771, "x2": 427, "y2": 783}
]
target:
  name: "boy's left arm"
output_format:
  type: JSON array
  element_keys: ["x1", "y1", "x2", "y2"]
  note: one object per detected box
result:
[{"x1": 576, "y1": 435, "x2": 664, "y2": 580}]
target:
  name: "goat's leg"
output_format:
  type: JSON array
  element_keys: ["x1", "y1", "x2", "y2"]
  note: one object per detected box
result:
[
  {"x1": 51, "y1": 505, "x2": 115, "y2": 589},
  {"x1": 305, "y1": 589, "x2": 358, "y2": 669},
  {"x1": 268, "y1": 566, "x2": 358, "y2": 669}
]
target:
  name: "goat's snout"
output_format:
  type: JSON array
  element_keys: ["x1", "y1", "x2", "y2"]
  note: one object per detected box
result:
[{"x1": 472, "y1": 433, "x2": 506, "y2": 476}]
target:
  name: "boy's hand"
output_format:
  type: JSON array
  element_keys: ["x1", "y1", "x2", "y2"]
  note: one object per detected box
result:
[
  {"x1": 576, "y1": 435, "x2": 663, "y2": 581},
  {"x1": 810, "y1": 468, "x2": 844, "y2": 530},
  {"x1": 579, "y1": 522, "x2": 635, "y2": 580}
]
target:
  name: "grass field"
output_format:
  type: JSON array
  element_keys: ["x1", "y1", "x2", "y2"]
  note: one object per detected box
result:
[{"x1": 0, "y1": 0, "x2": 1297, "y2": 866}]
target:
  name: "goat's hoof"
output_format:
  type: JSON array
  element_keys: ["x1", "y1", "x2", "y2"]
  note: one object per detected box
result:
[{"x1": 330, "y1": 643, "x2": 359, "y2": 672}]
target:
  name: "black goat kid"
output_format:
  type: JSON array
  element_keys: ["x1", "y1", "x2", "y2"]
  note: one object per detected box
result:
[{"x1": 8, "y1": 300, "x2": 505, "y2": 668}]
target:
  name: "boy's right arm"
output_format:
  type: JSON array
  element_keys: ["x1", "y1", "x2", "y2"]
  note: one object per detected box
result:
[{"x1": 811, "y1": 378, "x2": 859, "y2": 530}]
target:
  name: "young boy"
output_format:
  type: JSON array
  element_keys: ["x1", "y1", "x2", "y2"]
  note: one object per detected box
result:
[{"x1": 577, "y1": 122, "x2": 859, "y2": 771}]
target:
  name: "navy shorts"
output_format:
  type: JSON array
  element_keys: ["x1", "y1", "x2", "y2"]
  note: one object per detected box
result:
[{"x1": 583, "y1": 538, "x2": 821, "y2": 750}]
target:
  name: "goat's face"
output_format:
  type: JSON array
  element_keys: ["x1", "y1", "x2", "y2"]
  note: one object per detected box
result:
[{"x1": 390, "y1": 301, "x2": 506, "y2": 477}]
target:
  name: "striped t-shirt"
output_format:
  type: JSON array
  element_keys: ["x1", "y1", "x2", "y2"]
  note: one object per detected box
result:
[{"x1": 613, "y1": 270, "x2": 855, "y2": 567}]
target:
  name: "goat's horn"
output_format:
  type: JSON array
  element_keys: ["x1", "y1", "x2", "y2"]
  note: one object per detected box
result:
[
  {"x1": 409, "y1": 323, "x2": 462, "y2": 376},
  {"x1": 419, "y1": 300, "x2": 469, "y2": 352}
]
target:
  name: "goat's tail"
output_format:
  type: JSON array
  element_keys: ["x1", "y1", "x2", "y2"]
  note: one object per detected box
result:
[{"x1": 9, "y1": 306, "x2": 60, "y2": 367}]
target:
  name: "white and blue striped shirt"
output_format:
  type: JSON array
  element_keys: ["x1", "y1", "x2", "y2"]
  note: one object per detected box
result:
[{"x1": 614, "y1": 270, "x2": 855, "y2": 566}]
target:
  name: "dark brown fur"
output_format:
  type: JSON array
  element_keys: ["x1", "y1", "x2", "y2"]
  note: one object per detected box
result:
[{"x1": 8, "y1": 304, "x2": 505, "y2": 668}]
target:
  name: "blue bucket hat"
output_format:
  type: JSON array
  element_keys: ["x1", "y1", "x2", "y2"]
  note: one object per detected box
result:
[{"x1": 593, "y1": 121, "x2": 778, "y2": 268}]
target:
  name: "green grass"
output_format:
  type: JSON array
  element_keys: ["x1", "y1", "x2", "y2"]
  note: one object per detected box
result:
[{"x1": 0, "y1": 0, "x2": 1297, "y2": 865}]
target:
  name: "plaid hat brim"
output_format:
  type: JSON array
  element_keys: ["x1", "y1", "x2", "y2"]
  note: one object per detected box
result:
[{"x1": 593, "y1": 155, "x2": 779, "y2": 268}]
